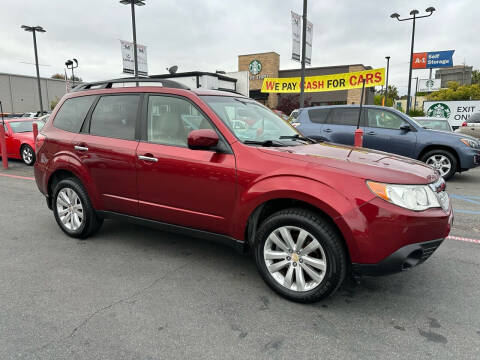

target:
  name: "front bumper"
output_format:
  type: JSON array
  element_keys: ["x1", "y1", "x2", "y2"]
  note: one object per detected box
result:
[
  {"x1": 352, "y1": 238, "x2": 444, "y2": 276},
  {"x1": 458, "y1": 147, "x2": 480, "y2": 170}
]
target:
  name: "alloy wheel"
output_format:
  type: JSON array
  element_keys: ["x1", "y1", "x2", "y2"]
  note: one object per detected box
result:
[
  {"x1": 56, "y1": 188, "x2": 84, "y2": 231},
  {"x1": 263, "y1": 226, "x2": 327, "y2": 292},
  {"x1": 22, "y1": 147, "x2": 33, "y2": 164},
  {"x1": 426, "y1": 154, "x2": 451, "y2": 177}
]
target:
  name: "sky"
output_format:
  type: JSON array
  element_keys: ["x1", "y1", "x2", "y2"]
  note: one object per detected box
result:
[{"x1": 1, "y1": 0, "x2": 478, "y2": 95}]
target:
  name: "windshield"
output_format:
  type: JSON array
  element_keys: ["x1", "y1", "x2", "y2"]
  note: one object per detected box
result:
[
  {"x1": 416, "y1": 119, "x2": 451, "y2": 131},
  {"x1": 201, "y1": 96, "x2": 303, "y2": 145},
  {"x1": 9, "y1": 120, "x2": 45, "y2": 133}
]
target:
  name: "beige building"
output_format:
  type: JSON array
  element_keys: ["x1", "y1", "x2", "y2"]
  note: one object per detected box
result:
[{"x1": 238, "y1": 51, "x2": 374, "y2": 109}]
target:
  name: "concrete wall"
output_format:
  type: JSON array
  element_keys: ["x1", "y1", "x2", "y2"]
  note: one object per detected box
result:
[{"x1": 0, "y1": 73, "x2": 67, "y2": 114}]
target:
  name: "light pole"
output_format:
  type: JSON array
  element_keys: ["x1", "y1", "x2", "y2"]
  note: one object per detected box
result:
[
  {"x1": 385, "y1": 56, "x2": 390, "y2": 106},
  {"x1": 299, "y1": 0, "x2": 307, "y2": 108},
  {"x1": 21, "y1": 25, "x2": 46, "y2": 114},
  {"x1": 65, "y1": 59, "x2": 78, "y2": 87},
  {"x1": 413, "y1": 76, "x2": 419, "y2": 111},
  {"x1": 120, "y1": 0, "x2": 145, "y2": 85},
  {"x1": 391, "y1": 7, "x2": 435, "y2": 114}
]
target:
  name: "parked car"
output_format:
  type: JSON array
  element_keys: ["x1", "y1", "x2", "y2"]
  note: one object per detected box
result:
[
  {"x1": 288, "y1": 109, "x2": 300, "y2": 124},
  {"x1": 414, "y1": 117, "x2": 452, "y2": 132},
  {"x1": 18, "y1": 111, "x2": 48, "y2": 119},
  {"x1": 293, "y1": 105, "x2": 480, "y2": 180},
  {"x1": 455, "y1": 112, "x2": 480, "y2": 139},
  {"x1": 34, "y1": 79, "x2": 452, "y2": 303},
  {"x1": 0, "y1": 118, "x2": 45, "y2": 165},
  {"x1": 273, "y1": 109, "x2": 289, "y2": 121}
]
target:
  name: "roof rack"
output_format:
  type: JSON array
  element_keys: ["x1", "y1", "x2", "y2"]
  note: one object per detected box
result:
[{"x1": 71, "y1": 78, "x2": 190, "y2": 92}]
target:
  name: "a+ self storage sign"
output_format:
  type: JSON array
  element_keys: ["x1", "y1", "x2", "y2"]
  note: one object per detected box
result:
[{"x1": 261, "y1": 68, "x2": 385, "y2": 93}]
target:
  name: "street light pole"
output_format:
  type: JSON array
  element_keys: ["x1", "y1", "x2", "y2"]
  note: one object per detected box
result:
[
  {"x1": 120, "y1": 0, "x2": 145, "y2": 86},
  {"x1": 413, "y1": 76, "x2": 419, "y2": 111},
  {"x1": 21, "y1": 25, "x2": 46, "y2": 114},
  {"x1": 385, "y1": 56, "x2": 390, "y2": 106},
  {"x1": 299, "y1": 0, "x2": 307, "y2": 108},
  {"x1": 65, "y1": 59, "x2": 78, "y2": 88},
  {"x1": 391, "y1": 7, "x2": 435, "y2": 114}
]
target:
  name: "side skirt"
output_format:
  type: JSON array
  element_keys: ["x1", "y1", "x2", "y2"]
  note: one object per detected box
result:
[{"x1": 97, "y1": 210, "x2": 246, "y2": 254}]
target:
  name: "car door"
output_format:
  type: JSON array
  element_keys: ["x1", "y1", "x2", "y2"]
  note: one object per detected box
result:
[
  {"x1": 136, "y1": 94, "x2": 237, "y2": 235},
  {"x1": 3, "y1": 123, "x2": 18, "y2": 157},
  {"x1": 296, "y1": 108, "x2": 329, "y2": 141},
  {"x1": 363, "y1": 108, "x2": 417, "y2": 157},
  {"x1": 73, "y1": 94, "x2": 141, "y2": 216},
  {"x1": 323, "y1": 108, "x2": 363, "y2": 145}
]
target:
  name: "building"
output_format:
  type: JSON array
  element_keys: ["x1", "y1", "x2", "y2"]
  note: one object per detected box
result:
[
  {"x1": 435, "y1": 65, "x2": 472, "y2": 87},
  {"x1": 238, "y1": 51, "x2": 375, "y2": 108},
  {"x1": 395, "y1": 95, "x2": 427, "y2": 113},
  {"x1": 0, "y1": 72, "x2": 67, "y2": 114}
]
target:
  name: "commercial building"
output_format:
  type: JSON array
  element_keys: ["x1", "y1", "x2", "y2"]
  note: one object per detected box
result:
[
  {"x1": 435, "y1": 65, "x2": 472, "y2": 87},
  {"x1": 0, "y1": 72, "x2": 67, "y2": 114},
  {"x1": 238, "y1": 52, "x2": 375, "y2": 108}
]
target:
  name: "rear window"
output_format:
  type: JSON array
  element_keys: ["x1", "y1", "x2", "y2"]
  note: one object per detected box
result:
[
  {"x1": 89, "y1": 95, "x2": 139, "y2": 140},
  {"x1": 54, "y1": 96, "x2": 96, "y2": 133},
  {"x1": 308, "y1": 108, "x2": 330, "y2": 124},
  {"x1": 328, "y1": 108, "x2": 360, "y2": 126}
]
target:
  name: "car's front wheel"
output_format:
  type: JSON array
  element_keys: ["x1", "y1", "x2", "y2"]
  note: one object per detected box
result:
[
  {"x1": 53, "y1": 178, "x2": 103, "y2": 239},
  {"x1": 421, "y1": 149, "x2": 457, "y2": 180},
  {"x1": 21, "y1": 144, "x2": 35, "y2": 166},
  {"x1": 254, "y1": 208, "x2": 347, "y2": 303}
]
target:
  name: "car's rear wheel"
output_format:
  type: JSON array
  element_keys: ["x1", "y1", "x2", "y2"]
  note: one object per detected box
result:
[
  {"x1": 421, "y1": 149, "x2": 457, "y2": 180},
  {"x1": 254, "y1": 208, "x2": 347, "y2": 303},
  {"x1": 21, "y1": 144, "x2": 35, "y2": 166},
  {"x1": 53, "y1": 178, "x2": 103, "y2": 239}
]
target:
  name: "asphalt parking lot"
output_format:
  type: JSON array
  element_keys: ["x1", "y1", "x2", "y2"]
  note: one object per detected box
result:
[{"x1": 1, "y1": 160, "x2": 479, "y2": 359}]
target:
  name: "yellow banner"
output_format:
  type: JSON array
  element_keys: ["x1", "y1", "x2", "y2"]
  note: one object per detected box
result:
[{"x1": 261, "y1": 68, "x2": 385, "y2": 93}]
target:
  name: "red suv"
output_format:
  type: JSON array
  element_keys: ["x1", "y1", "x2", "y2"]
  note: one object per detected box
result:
[{"x1": 34, "y1": 79, "x2": 453, "y2": 303}]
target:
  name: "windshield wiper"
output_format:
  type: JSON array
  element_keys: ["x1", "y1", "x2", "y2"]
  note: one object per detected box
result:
[
  {"x1": 279, "y1": 134, "x2": 319, "y2": 143},
  {"x1": 243, "y1": 139, "x2": 285, "y2": 147}
]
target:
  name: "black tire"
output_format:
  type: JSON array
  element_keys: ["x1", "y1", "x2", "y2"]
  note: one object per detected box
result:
[
  {"x1": 254, "y1": 208, "x2": 347, "y2": 303},
  {"x1": 20, "y1": 144, "x2": 35, "y2": 166},
  {"x1": 52, "y1": 178, "x2": 103, "y2": 239},
  {"x1": 420, "y1": 149, "x2": 457, "y2": 180}
]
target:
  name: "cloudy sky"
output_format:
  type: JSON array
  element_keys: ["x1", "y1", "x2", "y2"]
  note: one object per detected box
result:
[{"x1": 1, "y1": 0, "x2": 478, "y2": 94}]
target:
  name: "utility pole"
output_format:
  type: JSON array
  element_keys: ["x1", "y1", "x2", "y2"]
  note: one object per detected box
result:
[
  {"x1": 385, "y1": 56, "x2": 390, "y2": 106},
  {"x1": 299, "y1": 0, "x2": 307, "y2": 108}
]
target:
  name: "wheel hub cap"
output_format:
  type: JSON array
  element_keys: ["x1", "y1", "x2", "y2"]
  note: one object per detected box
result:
[
  {"x1": 56, "y1": 188, "x2": 84, "y2": 231},
  {"x1": 426, "y1": 155, "x2": 451, "y2": 177}
]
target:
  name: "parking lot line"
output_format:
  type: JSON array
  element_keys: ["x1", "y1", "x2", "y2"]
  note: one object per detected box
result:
[
  {"x1": 447, "y1": 235, "x2": 480, "y2": 245},
  {"x1": 0, "y1": 173, "x2": 35, "y2": 181},
  {"x1": 450, "y1": 193, "x2": 480, "y2": 206},
  {"x1": 454, "y1": 209, "x2": 480, "y2": 215}
]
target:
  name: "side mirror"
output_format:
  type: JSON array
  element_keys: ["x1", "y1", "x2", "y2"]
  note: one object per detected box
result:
[
  {"x1": 400, "y1": 124, "x2": 412, "y2": 131},
  {"x1": 187, "y1": 129, "x2": 219, "y2": 150}
]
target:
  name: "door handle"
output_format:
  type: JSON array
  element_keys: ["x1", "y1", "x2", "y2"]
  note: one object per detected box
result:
[
  {"x1": 138, "y1": 155, "x2": 158, "y2": 162},
  {"x1": 323, "y1": 128, "x2": 332, "y2": 133},
  {"x1": 367, "y1": 131, "x2": 376, "y2": 135},
  {"x1": 74, "y1": 145, "x2": 88, "y2": 151}
]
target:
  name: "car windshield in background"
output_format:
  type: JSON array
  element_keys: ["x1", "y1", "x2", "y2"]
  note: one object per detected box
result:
[
  {"x1": 9, "y1": 120, "x2": 45, "y2": 133},
  {"x1": 416, "y1": 119, "x2": 451, "y2": 131},
  {"x1": 201, "y1": 96, "x2": 305, "y2": 145}
]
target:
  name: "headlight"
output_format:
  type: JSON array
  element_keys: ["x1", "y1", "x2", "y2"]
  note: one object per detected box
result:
[
  {"x1": 460, "y1": 138, "x2": 479, "y2": 148},
  {"x1": 367, "y1": 181, "x2": 444, "y2": 211}
]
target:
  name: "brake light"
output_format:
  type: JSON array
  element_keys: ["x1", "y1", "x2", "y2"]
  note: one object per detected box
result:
[
  {"x1": 462, "y1": 121, "x2": 467, "y2": 127},
  {"x1": 35, "y1": 133, "x2": 46, "y2": 154}
]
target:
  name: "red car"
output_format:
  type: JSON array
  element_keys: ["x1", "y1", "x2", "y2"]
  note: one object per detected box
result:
[
  {"x1": 34, "y1": 79, "x2": 452, "y2": 303},
  {"x1": 1, "y1": 117, "x2": 46, "y2": 165}
]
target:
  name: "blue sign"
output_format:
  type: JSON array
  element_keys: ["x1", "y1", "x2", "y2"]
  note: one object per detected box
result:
[{"x1": 427, "y1": 50, "x2": 455, "y2": 68}]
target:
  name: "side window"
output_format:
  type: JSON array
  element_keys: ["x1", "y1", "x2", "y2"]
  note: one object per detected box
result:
[
  {"x1": 308, "y1": 108, "x2": 330, "y2": 124},
  {"x1": 53, "y1": 96, "x2": 95, "y2": 133},
  {"x1": 328, "y1": 108, "x2": 360, "y2": 126},
  {"x1": 367, "y1": 109, "x2": 407, "y2": 129},
  {"x1": 89, "y1": 95, "x2": 139, "y2": 140},
  {"x1": 147, "y1": 95, "x2": 214, "y2": 147}
]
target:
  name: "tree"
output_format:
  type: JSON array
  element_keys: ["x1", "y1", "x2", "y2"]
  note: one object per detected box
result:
[
  {"x1": 276, "y1": 94, "x2": 312, "y2": 114},
  {"x1": 427, "y1": 81, "x2": 480, "y2": 101},
  {"x1": 374, "y1": 94, "x2": 394, "y2": 107},
  {"x1": 50, "y1": 73, "x2": 83, "y2": 82},
  {"x1": 472, "y1": 70, "x2": 480, "y2": 85},
  {"x1": 50, "y1": 96, "x2": 60, "y2": 110},
  {"x1": 386, "y1": 85, "x2": 399, "y2": 100}
]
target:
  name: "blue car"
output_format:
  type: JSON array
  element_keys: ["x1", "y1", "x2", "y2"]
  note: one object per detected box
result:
[{"x1": 294, "y1": 105, "x2": 480, "y2": 179}]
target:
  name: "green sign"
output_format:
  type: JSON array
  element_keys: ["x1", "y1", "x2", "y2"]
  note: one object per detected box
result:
[
  {"x1": 249, "y1": 60, "x2": 262, "y2": 75},
  {"x1": 427, "y1": 103, "x2": 451, "y2": 119}
]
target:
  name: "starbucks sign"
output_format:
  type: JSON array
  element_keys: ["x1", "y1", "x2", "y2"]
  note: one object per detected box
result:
[
  {"x1": 418, "y1": 78, "x2": 441, "y2": 92},
  {"x1": 249, "y1": 60, "x2": 262, "y2": 75},
  {"x1": 427, "y1": 103, "x2": 451, "y2": 119}
]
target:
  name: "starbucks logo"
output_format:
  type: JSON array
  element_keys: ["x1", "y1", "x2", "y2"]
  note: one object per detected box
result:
[
  {"x1": 427, "y1": 103, "x2": 451, "y2": 119},
  {"x1": 425, "y1": 79, "x2": 435, "y2": 90},
  {"x1": 249, "y1": 60, "x2": 262, "y2": 75}
]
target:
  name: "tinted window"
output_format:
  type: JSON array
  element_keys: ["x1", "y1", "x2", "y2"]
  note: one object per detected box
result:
[
  {"x1": 367, "y1": 109, "x2": 407, "y2": 129},
  {"x1": 147, "y1": 95, "x2": 214, "y2": 147},
  {"x1": 308, "y1": 108, "x2": 330, "y2": 124},
  {"x1": 54, "y1": 96, "x2": 95, "y2": 133},
  {"x1": 89, "y1": 95, "x2": 139, "y2": 140},
  {"x1": 416, "y1": 119, "x2": 450, "y2": 131},
  {"x1": 328, "y1": 108, "x2": 360, "y2": 126}
]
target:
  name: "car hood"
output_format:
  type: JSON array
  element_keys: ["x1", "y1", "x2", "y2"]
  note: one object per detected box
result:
[
  {"x1": 426, "y1": 128, "x2": 478, "y2": 142},
  {"x1": 260, "y1": 142, "x2": 438, "y2": 184}
]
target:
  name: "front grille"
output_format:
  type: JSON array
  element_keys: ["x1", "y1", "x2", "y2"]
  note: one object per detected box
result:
[{"x1": 420, "y1": 240, "x2": 443, "y2": 263}]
